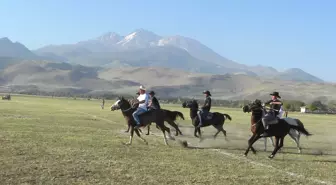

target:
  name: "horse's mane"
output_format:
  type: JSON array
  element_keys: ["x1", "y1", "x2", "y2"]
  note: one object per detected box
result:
[{"x1": 126, "y1": 98, "x2": 141, "y2": 109}]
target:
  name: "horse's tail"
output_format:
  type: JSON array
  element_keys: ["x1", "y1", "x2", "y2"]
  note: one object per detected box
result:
[
  {"x1": 289, "y1": 124, "x2": 312, "y2": 136},
  {"x1": 223, "y1": 114, "x2": 232, "y2": 121},
  {"x1": 293, "y1": 118, "x2": 304, "y2": 128},
  {"x1": 174, "y1": 111, "x2": 185, "y2": 120}
]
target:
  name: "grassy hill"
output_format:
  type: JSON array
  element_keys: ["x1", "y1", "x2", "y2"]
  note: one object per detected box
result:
[{"x1": 0, "y1": 60, "x2": 335, "y2": 102}]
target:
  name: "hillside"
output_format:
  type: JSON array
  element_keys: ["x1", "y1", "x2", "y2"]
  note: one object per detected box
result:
[
  {"x1": 32, "y1": 29, "x2": 323, "y2": 82},
  {"x1": 0, "y1": 60, "x2": 334, "y2": 102}
]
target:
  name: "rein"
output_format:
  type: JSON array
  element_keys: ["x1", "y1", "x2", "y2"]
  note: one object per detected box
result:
[
  {"x1": 118, "y1": 99, "x2": 135, "y2": 113},
  {"x1": 120, "y1": 107, "x2": 133, "y2": 112}
]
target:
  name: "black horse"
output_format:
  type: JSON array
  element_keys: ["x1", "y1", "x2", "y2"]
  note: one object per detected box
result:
[
  {"x1": 123, "y1": 98, "x2": 184, "y2": 136},
  {"x1": 145, "y1": 110, "x2": 184, "y2": 136},
  {"x1": 182, "y1": 100, "x2": 232, "y2": 141},
  {"x1": 111, "y1": 96, "x2": 175, "y2": 145},
  {"x1": 243, "y1": 99, "x2": 312, "y2": 159}
]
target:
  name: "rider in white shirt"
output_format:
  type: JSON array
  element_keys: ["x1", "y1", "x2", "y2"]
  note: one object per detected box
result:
[{"x1": 133, "y1": 85, "x2": 149, "y2": 129}]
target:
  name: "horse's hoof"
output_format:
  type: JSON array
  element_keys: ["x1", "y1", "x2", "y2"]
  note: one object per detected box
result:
[
  {"x1": 243, "y1": 154, "x2": 247, "y2": 157},
  {"x1": 253, "y1": 151, "x2": 257, "y2": 155},
  {"x1": 268, "y1": 155, "x2": 274, "y2": 159},
  {"x1": 146, "y1": 133, "x2": 150, "y2": 135},
  {"x1": 125, "y1": 142, "x2": 131, "y2": 145},
  {"x1": 124, "y1": 130, "x2": 129, "y2": 133}
]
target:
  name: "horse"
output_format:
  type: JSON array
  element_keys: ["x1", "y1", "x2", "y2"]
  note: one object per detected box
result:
[
  {"x1": 243, "y1": 104, "x2": 303, "y2": 153},
  {"x1": 123, "y1": 98, "x2": 184, "y2": 136},
  {"x1": 182, "y1": 100, "x2": 232, "y2": 141},
  {"x1": 243, "y1": 99, "x2": 312, "y2": 159},
  {"x1": 145, "y1": 110, "x2": 184, "y2": 136},
  {"x1": 111, "y1": 96, "x2": 175, "y2": 145}
]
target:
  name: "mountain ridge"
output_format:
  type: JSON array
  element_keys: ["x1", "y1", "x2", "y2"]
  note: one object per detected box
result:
[
  {"x1": 0, "y1": 60, "x2": 333, "y2": 102},
  {"x1": 0, "y1": 29, "x2": 324, "y2": 83}
]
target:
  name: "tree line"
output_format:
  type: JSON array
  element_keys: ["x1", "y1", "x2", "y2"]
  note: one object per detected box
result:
[{"x1": 9, "y1": 89, "x2": 336, "y2": 112}]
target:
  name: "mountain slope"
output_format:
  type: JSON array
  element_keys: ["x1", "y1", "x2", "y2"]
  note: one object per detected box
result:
[
  {"x1": 30, "y1": 29, "x2": 324, "y2": 82},
  {"x1": 0, "y1": 60, "x2": 333, "y2": 101},
  {"x1": 275, "y1": 68, "x2": 323, "y2": 82},
  {"x1": 0, "y1": 37, "x2": 37, "y2": 59}
]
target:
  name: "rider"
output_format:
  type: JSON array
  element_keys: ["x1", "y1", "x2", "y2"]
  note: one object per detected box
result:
[
  {"x1": 133, "y1": 85, "x2": 149, "y2": 129},
  {"x1": 262, "y1": 91, "x2": 283, "y2": 131},
  {"x1": 197, "y1": 90, "x2": 212, "y2": 128},
  {"x1": 148, "y1": 91, "x2": 161, "y2": 110}
]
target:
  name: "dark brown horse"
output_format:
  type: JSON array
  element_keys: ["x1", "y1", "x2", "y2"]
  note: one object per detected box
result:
[
  {"x1": 111, "y1": 96, "x2": 174, "y2": 145},
  {"x1": 122, "y1": 99, "x2": 184, "y2": 136},
  {"x1": 182, "y1": 100, "x2": 232, "y2": 141},
  {"x1": 145, "y1": 110, "x2": 184, "y2": 136},
  {"x1": 243, "y1": 99, "x2": 312, "y2": 159}
]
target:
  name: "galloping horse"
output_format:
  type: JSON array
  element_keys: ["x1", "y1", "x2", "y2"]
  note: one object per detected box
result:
[
  {"x1": 123, "y1": 98, "x2": 184, "y2": 136},
  {"x1": 111, "y1": 96, "x2": 175, "y2": 145},
  {"x1": 243, "y1": 99, "x2": 312, "y2": 159},
  {"x1": 243, "y1": 104, "x2": 304, "y2": 153},
  {"x1": 182, "y1": 100, "x2": 232, "y2": 141}
]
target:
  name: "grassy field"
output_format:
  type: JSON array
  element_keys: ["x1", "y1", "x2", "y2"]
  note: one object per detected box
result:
[{"x1": 0, "y1": 95, "x2": 335, "y2": 185}]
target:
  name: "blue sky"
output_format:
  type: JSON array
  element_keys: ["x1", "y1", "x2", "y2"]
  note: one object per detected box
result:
[{"x1": 1, "y1": 0, "x2": 335, "y2": 81}]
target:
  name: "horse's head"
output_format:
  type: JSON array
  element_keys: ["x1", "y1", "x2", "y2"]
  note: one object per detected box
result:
[
  {"x1": 110, "y1": 96, "x2": 131, "y2": 111},
  {"x1": 242, "y1": 105, "x2": 251, "y2": 113},
  {"x1": 243, "y1": 99, "x2": 264, "y2": 113},
  {"x1": 182, "y1": 100, "x2": 198, "y2": 109}
]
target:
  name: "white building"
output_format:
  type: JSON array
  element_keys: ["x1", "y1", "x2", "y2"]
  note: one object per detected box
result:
[{"x1": 300, "y1": 106, "x2": 307, "y2": 113}]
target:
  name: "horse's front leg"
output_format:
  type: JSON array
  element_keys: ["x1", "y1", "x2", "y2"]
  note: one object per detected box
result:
[
  {"x1": 198, "y1": 127, "x2": 203, "y2": 142},
  {"x1": 135, "y1": 129, "x2": 148, "y2": 145},
  {"x1": 126, "y1": 127, "x2": 134, "y2": 145},
  {"x1": 146, "y1": 124, "x2": 151, "y2": 135},
  {"x1": 125, "y1": 123, "x2": 130, "y2": 133},
  {"x1": 193, "y1": 120, "x2": 199, "y2": 138},
  {"x1": 269, "y1": 136, "x2": 282, "y2": 159},
  {"x1": 244, "y1": 134, "x2": 260, "y2": 156}
]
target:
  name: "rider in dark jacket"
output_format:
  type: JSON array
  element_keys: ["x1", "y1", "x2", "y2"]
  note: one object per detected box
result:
[
  {"x1": 197, "y1": 90, "x2": 212, "y2": 128},
  {"x1": 148, "y1": 91, "x2": 161, "y2": 110},
  {"x1": 262, "y1": 92, "x2": 283, "y2": 130}
]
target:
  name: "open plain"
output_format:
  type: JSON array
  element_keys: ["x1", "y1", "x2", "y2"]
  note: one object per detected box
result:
[{"x1": 0, "y1": 95, "x2": 335, "y2": 185}]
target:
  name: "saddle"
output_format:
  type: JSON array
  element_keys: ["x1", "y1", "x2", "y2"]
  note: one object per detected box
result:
[{"x1": 202, "y1": 112, "x2": 213, "y2": 120}]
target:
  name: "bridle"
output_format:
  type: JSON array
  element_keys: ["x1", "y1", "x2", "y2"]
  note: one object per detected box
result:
[{"x1": 115, "y1": 99, "x2": 133, "y2": 113}]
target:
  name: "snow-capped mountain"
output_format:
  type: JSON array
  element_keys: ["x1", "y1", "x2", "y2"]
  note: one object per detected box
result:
[
  {"x1": 116, "y1": 29, "x2": 161, "y2": 49},
  {"x1": 30, "y1": 29, "x2": 323, "y2": 82}
]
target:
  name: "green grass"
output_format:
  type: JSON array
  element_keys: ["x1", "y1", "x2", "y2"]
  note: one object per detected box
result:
[{"x1": 0, "y1": 96, "x2": 335, "y2": 185}]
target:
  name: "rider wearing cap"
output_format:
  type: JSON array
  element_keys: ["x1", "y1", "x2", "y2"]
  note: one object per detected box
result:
[
  {"x1": 197, "y1": 90, "x2": 212, "y2": 128},
  {"x1": 133, "y1": 85, "x2": 149, "y2": 129},
  {"x1": 262, "y1": 91, "x2": 283, "y2": 131},
  {"x1": 148, "y1": 91, "x2": 161, "y2": 111}
]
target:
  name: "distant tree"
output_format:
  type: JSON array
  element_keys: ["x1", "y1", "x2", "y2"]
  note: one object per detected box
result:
[{"x1": 311, "y1": 100, "x2": 327, "y2": 111}]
